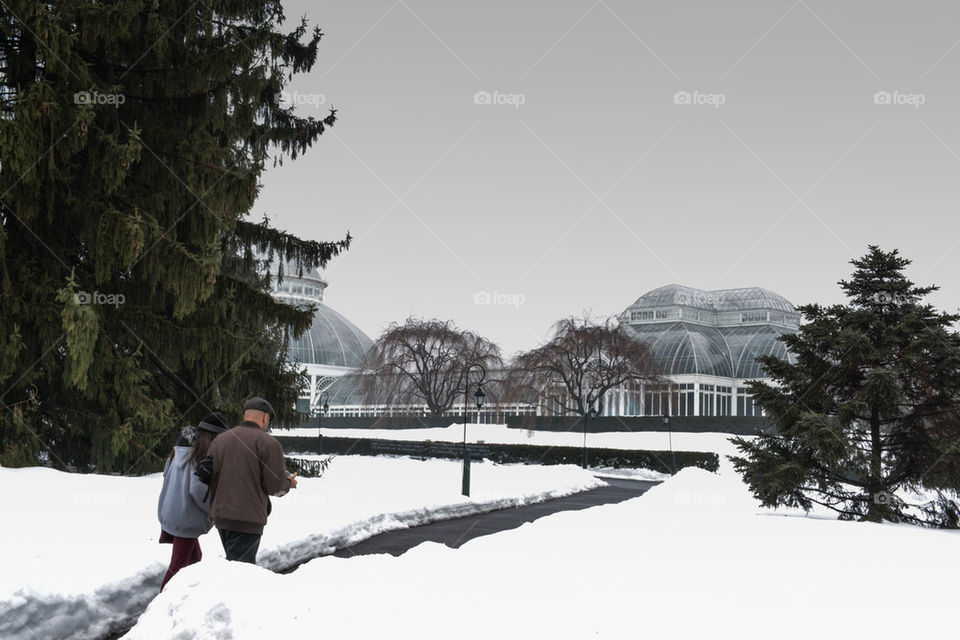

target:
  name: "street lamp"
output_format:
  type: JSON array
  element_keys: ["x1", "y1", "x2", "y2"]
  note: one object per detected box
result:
[
  {"x1": 582, "y1": 401, "x2": 599, "y2": 469},
  {"x1": 462, "y1": 363, "x2": 486, "y2": 497},
  {"x1": 316, "y1": 394, "x2": 329, "y2": 454},
  {"x1": 663, "y1": 412, "x2": 676, "y2": 475}
]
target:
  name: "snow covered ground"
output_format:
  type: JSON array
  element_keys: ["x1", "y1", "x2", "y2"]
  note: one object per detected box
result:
[
  {"x1": 125, "y1": 465, "x2": 960, "y2": 639},
  {"x1": 282, "y1": 422, "x2": 742, "y2": 455},
  {"x1": 0, "y1": 457, "x2": 604, "y2": 640}
]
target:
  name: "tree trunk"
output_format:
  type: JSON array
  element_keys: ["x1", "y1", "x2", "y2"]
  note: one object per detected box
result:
[{"x1": 866, "y1": 404, "x2": 886, "y2": 522}]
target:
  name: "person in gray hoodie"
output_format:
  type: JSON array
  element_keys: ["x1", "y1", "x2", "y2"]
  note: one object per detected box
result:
[{"x1": 157, "y1": 412, "x2": 228, "y2": 590}]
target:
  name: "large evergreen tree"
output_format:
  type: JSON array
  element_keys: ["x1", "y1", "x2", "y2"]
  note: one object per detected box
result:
[
  {"x1": 732, "y1": 247, "x2": 960, "y2": 527},
  {"x1": 0, "y1": 1, "x2": 347, "y2": 471}
]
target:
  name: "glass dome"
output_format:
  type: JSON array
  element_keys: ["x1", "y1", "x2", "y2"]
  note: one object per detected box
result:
[
  {"x1": 624, "y1": 284, "x2": 797, "y2": 315},
  {"x1": 319, "y1": 373, "x2": 369, "y2": 405},
  {"x1": 288, "y1": 304, "x2": 373, "y2": 368},
  {"x1": 627, "y1": 323, "x2": 734, "y2": 377},
  {"x1": 721, "y1": 325, "x2": 796, "y2": 378},
  {"x1": 621, "y1": 284, "x2": 800, "y2": 378},
  {"x1": 267, "y1": 259, "x2": 373, "y2": 369},
  {"x1": 711, "y1": 287, "x2": 796, "y2": 314}
]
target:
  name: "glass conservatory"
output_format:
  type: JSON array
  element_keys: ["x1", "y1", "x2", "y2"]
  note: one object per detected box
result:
[
  {"x1": 269, "y1": 261, "x2": 373, "y2": 415},
  {"x1": 611, "y1": 284, "x2": 800, "y2": 417}
]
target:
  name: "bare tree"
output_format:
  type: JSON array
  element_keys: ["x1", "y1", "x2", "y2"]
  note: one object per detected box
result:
[
  {"x1": 364, "y1": 318, "x2": 503, "y2": 416},
  {"x1": 505, "y1": 316, "x2": 662, "y2": 418}
]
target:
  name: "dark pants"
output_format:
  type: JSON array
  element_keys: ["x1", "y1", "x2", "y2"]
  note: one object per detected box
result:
[
  {"x1": 218, "y1": 528, "x2": 261, "y2": 564},
  {"x1": 161, "y1": 536, "x2": 202, "y2": 590}
]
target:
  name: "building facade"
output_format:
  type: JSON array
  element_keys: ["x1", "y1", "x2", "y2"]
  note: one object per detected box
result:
[{"x1": 278, "y1": 279, "x2": 799, "y2": 421}]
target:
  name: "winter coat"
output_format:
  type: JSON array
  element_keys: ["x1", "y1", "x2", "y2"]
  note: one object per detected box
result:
[
  {"x1": 157, "y1": 445, "x2": 214, "y2": 539},
  {"x1": 207, "y1": 421, "x2": 290, "y2": 535}
]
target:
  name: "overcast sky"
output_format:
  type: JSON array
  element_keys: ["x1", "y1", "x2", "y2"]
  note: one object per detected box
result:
[{"x1": 256, "y1": 0, "x2": 960, "y2": 357}]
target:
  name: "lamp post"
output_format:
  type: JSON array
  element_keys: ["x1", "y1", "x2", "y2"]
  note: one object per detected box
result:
[
  {"x1": 582, "y1": 400, "x2": 599, "y2": 469},
  {"x1": 317, "y1": 395, "x2": 329, "y2": 454},
  {"x1": 475, "y1": 385, "x2": 485, "y2": 423},
  {"x1": 462, "y1": 363, "x2": 486, "y2": 497},
  {"x1": 663, "y1": 412, "x2": 676, "y2": 474}
]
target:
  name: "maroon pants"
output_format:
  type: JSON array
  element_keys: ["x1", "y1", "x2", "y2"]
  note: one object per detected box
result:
[{"x1": 161, "y1": 536, "x2": 202, "y2": 590}]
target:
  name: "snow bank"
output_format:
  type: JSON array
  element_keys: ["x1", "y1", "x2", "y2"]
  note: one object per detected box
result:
[
  {"x1": 126, "y1": 467, "x2": 960, "y2": 639},
  {"x1": 0, "y1": 457, "x2": 603, "y2": 640}
]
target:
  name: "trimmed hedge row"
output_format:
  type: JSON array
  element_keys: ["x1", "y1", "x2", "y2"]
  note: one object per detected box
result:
[
  {"x1": 504, "y1": 415, "x2": 773, "y2": 435},
  {"x1": 289, "y1": 415, "x2": 773, "y2": 436},
  {"x1": 278, "y1": 435, "x2": 719, "y2": 474}
]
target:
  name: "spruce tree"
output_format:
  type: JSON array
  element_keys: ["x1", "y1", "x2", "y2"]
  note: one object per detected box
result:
[
  {"x1": 0, "y1": 1, "x2": 347, "y2": 471},
  {"x1": 732, "y1": 246, "x2": 960, "y2": 527}
]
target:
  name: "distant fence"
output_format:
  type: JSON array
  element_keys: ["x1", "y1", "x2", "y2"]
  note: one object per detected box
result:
[{"x1": 280, "y1": 414, "x2": 773, "y2": 436}]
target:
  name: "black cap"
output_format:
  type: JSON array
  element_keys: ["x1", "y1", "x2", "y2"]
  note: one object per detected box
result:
[
  {"x1": 242, "y1": 397, "x2": 276, "y2": 420},
  {"x1": 197, "y1": 411, "x2": 229, "y2": 434}
]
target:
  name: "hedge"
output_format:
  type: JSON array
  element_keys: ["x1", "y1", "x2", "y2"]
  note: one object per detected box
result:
[{"x1": 278, "y1": 435, "x2": 718, "y2": 474}]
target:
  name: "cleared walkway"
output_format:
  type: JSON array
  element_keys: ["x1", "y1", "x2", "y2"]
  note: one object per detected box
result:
[{"x1": 327, "y1": 476, "x2": 658, "y2": 559}]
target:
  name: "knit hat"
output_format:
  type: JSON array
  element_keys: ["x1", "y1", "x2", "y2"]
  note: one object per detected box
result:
[
  {"x1": 175, "y1": 425, "x2": 199, "y2": 446},
  {"x1": 197, "y1": 411, "x2": 229, "y2": 434}
]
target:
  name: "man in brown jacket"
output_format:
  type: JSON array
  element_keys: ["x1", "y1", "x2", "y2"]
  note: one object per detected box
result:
[{"x1": 207, "y1": 397, "x2": 297, "y2": 563}]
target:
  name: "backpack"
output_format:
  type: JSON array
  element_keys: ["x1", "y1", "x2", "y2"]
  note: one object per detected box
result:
[{"x1": 194, "y1": 455, "x2": 213, "y2": 484}]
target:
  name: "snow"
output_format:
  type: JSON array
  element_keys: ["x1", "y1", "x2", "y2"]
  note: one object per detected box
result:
[
  {"x1": 0, "y1": 456, "x2": 604, "y2": 640},
  {"x1": 125, "y1": 465, "x2": 960, "y2": 639},
  {"x1": 282, "y1": 422, "x2": 742, "y2": 455},
  {"x1": 589, "y1": 466, "x2": 670, "y2": 482}
]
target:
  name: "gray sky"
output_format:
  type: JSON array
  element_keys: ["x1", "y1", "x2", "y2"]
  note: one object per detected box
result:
[{"x1": 257, "y1": 0, "x2": 960, "y2": 357}]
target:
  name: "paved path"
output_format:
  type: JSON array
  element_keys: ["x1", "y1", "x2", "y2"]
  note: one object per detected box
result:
[{"x1": 327, "y1": 476, "x2": 658, "y2": 560}]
